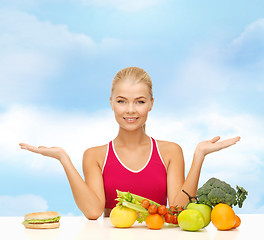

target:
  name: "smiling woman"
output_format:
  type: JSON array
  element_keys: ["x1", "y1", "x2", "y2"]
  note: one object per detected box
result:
[
  {"x1": 110, "y1": 68, "x2": 154, "y2": 132},
  {"x1": 19, "y1": 67, "x2": 241, "y2": 220}
]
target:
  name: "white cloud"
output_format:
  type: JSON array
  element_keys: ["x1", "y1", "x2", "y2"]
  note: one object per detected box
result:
[
  {"x1": 0, "y1": 9, "x2": 88, "y2": 104},
  {"x1": 0, "y1": 8, "x2": 129, "y2": 105},
  {"x1": 0, "y1": 104, "x2": 263, "y2": 213},
  {"x1": 228, "y1": 18, "x2": 264, "y2": 68},
  {"x1": 0, "y1": 194, "x2": 48, "y2": 216},
  {"x1": 231, "y1": 18, "x2": 264, "y2": 50},
  {"x1": 168, "y1": 18, "x2": 264, "y2": 115},
  {"x1": 0, "y1": 8, "x2": 131, "y2": 54},
  {"x1": 76, "y1": 0, "x2": 162, "y2": 12},
  {"x1": 0, "y1": 52, "x2": 58, "y2": 105},
  {"x1": 0, "y1": 104, "x2": 118, "y2": 174},
  {"x1": 0, "y1": 9, "x2": 94, "y2": 53},
  {"x1": 148, "y1": 109, "x2": 264, "y2": 214},
  {"x1": 2, "y1": 104, "x2": 263, "y2": 180},
  {"x1": 149, "y1": 110, "x2": 264, "y2": 167},
  {"x1": 0, "y1": 0, "x2": 46, "y2": 9},
  {"x1": 1, "y1": 0, "x2": 164, "y2": 12},
  {"x1": 170, "y1": 56, "x2": 230, "y2": 100}
]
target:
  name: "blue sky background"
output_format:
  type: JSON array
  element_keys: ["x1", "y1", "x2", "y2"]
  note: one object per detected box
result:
[{"x1": 0, "y1": 0, "x2": 264, "y2": 216}]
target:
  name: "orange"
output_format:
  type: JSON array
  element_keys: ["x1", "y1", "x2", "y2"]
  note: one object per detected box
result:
[
  {"x1": 232, "y1": 215, "x2": 241, "y2": 229},
  {"x1": 145, "y1": 213, "x2": 164, "y2": 230},
  {"x1": 211, "y1": 203, "x2": 236, "y2": 230}
]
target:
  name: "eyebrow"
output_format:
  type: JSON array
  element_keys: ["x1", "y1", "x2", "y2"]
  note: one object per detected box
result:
[{"x1": 116, "y1": 96, "x2": 147, "y2": 100}]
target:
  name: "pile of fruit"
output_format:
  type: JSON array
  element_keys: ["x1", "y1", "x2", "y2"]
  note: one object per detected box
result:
[
  {"x1": 141, "y1": 199, "x2": 183, "y2": 229},
  {"x1": 110, "y1": 177, "x2": 247, "y2": 231}
]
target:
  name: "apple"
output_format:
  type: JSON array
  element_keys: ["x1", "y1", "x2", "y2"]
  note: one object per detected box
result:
[
  {"x1": 178, "y1": 209, "x2": 205, "y2": 231},
  {"x1": 186, "y1": 202, "x2": 212, "y2": 227}
]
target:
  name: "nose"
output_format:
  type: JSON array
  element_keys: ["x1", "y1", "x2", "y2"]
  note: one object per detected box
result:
[{"x1": 126, "y1": 102, "x2": 136, "y2": 114}]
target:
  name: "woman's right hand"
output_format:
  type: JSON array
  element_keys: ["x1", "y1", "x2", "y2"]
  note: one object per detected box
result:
[{"x1": 19, "y1": 143, "x2": 68, "y2": 162}]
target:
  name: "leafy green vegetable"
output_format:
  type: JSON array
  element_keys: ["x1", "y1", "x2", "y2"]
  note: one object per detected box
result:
[
  {"x1": 197, "y1": 177, "x2": 248, "y2": 208},
  {"x1": 120, "y1": 200, "x2": 148, "y2": 213},
  {"x1": 235, "y1": 185, "x2": 248, "y2": 208},
  {"x1": 22, "y1": 216, "x2": 61, "y2": 225},
  {"x1": 115, "y1": 190, "x2": 160, "y2": 223},
  {"x1": 116, "y1": 190, "x2": 160, "y2": 206}
]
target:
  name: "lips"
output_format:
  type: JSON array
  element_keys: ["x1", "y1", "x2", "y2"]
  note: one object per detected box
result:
[{"x1": 123, "y1": 117, "x2": 139, "y2": 123}]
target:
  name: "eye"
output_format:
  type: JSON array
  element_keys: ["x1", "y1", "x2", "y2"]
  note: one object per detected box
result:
[
  {"x1": 117, "y1": 100, "x2": 125, "y2": 104},
  {"x1": 137, "y1": 100, "x2": 145, "y2": 104}
]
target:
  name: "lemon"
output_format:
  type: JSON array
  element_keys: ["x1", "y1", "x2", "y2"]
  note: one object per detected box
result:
[{"x1": 110, "y1": 206, "x2": 137, "y2": 228}]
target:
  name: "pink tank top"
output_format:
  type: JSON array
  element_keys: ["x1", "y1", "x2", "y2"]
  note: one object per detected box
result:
[{"x1": 102, "y1": 137, "x2": 167, "y2": 209}]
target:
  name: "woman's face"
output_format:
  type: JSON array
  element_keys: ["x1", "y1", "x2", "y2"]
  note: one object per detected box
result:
[{"x1": 110, "y1": 80, "x2": 154, "y2": 132}]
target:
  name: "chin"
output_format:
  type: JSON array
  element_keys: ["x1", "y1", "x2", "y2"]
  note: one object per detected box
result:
[{"x1": 120, "y1": 125, "x2": 143, "y2": 132}]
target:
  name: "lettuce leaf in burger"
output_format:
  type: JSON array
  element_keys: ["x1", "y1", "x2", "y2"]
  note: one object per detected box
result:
[{"x1": 22, "y1": 211, "x2": 61, "y2": 229}]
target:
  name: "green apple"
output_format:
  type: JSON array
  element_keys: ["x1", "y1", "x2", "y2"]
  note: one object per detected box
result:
[
  {"x1": 186, "y1": 202, "x2": 212, "y2": 227},
  {"x1": 178, "y1": 209, "x2": 205, "y2": 231}
]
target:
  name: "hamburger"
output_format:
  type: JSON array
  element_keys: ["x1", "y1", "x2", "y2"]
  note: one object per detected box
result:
[{"x1": 22, "y1": 211, "x2": 61, "y2": 229}]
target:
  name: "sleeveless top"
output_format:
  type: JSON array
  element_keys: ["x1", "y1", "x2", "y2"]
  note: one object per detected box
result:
[{"x1": 102, "y1": 137, "x2": 167, "y2": 209}]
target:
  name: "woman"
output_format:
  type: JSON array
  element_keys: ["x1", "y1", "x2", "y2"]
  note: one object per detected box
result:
[{"x1": 19, "y1": 67, "x2": 240, "y2": 220}]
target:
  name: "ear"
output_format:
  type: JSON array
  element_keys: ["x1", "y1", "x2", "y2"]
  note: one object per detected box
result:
[
  {"x1": 109, "y1": 97, "x2": 113, "y2": 110},
  {"x1": 149, "y1": 98, "x2": 154, "y2": 112}
]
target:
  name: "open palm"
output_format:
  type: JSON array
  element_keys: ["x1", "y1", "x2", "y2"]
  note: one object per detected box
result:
[
  {"x1": 19, "y1": 143, "x2": 66, "y2": 161},
  {"x1": 197, "y1": 136, "x2": 241, "y2": 156}
]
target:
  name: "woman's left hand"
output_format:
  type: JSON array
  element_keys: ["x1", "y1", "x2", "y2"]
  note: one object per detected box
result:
[{"x1": 196, "y1": 136, "x2": 241, "y2": 157}]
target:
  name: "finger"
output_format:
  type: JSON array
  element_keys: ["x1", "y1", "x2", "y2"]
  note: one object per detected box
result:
[
  {"x1": 19, "y1": 143, "x2": 26, "y2": 149},
  {"x1": 19, "y1": 143, "x2": 40, "y2": 153},
  {"x1": 210, "y1": 136, "x2": 220, "y2": 143},
  {"x1": 19, "y1": 143, "x2": 32, "y2": 150},
  {"x1": 225, "y1": 136, "x2": 241, "y2": 145},
  {"x1": 234, "y1": 136, "x2": 241, "y2": 142},
  {"x1": 232, "y1": 136, "x2": 241, "y2": 145},
  {"x1": 218, "y1": 136, "x2": 241, "y2": 149}
]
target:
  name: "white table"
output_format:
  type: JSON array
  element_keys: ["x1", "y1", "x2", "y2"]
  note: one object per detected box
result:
[{"x1": 1, "y1": 214, "x2": 260, "y2": 240}]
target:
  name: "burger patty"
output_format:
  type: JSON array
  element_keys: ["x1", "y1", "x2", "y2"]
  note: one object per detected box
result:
[{"x1": 29, "y1": 220, "x2": 59, "y2": 224}]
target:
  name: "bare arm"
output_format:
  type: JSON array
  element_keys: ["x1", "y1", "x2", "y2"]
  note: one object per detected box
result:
[
  {"x1": 166, "y1": 143, "x2": 185, "y2": 207},
  {"x1": 19, "y1": 143, "x2": 105, "y2": 219},
  {"x1": 167, "y1": 136, "x2": 240, "y2": 207}
]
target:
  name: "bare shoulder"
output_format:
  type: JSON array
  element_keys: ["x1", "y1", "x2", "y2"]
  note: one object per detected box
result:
[
  {"x1": 156, "y1": 140, "x2": 183, "y2": 167},
  {"x1": 83, "y1": 144, "x2": 108, "y2": 170},
  {"x1": 156, "y1": 140, "x2": 183, "y2": 154}
]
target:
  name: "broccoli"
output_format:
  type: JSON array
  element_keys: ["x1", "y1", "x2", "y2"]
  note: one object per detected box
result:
[{"x1": 197, "y1": 177, "x2": 248, "y2": 208}]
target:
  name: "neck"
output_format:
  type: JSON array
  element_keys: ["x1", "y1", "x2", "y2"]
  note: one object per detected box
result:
[{"x1": 115, "y1": 127, "x2": 149, "y2": 147}]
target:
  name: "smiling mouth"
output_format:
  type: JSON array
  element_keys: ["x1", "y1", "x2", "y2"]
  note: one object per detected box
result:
[{"x1": 123, "y1": 117, "x2": 139, "y2": 123}]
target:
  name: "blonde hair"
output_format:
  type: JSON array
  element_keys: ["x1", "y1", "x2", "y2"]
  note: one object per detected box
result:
[
  {"x1": 111, "y1": 67, "x2": 153, "y2": 100},
  {"x1": 111, "y1": 67, "x2": 153, "y2": 132}
]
